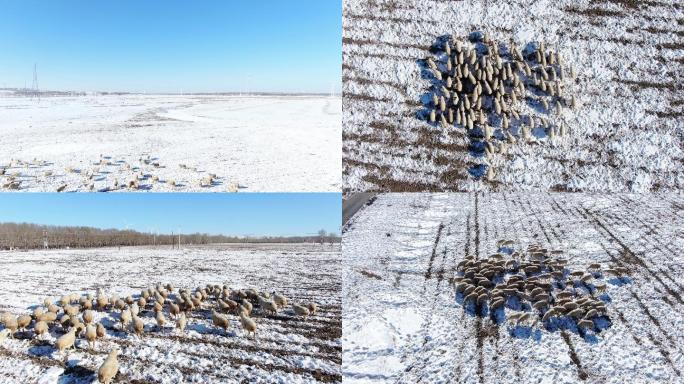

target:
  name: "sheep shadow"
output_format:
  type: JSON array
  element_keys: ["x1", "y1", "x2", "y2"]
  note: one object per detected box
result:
[
  {"x1": 498, "y1": 246, "x2": 514, "y2": 255},
  {"x1": 468, "y1": 139, "x2": 486, "y2": 158},
  {"x1": 58, "y1": 361, "x2": 96, "y2": 384},
  {"x1": 468, "y1": 164, "x2": 488, "y2": 180},
  {"x1": 186, "y1": 322, "x2": 236, "y2": 338},
  {"x1": 531, "y1": 126, "x2": 548, "y2": 139},
  {"x1": 27, "y1": 344, "x2": 53, "y2": 357},
  {"x1": 598, "y1": 294, "x2": 612, "y2": 303},
  {"x1": 455, "y1": 291, "x2": 488, "y2": 318},
  {"x1": 607, "y1": 277, "x2": 633, "y2": 286},
  {"x1": 543, "y1": 316, "x2": 579, "y2": 333},
  {"x1": 508, "y1": 325, "x2": 542, "y2": 342},
  {"x1": 542, "y1": 314, "x2": 611, "y2": 342}
]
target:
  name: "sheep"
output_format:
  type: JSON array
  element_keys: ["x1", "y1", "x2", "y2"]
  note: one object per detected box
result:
[
  {"x1": 541, "y1": 310, "x2": 556, "y2": 322},
  {"x1": 577, "y1": 319, "x2": 593, "y2": 330},
  {"x1": 584, "y1": 309, "x2": 598, "y2": 319},
  {"x1": 241, "y1": 299, "x2": 253, "y2": 314},
  {"x1": 463, "y1": 284, "x2": 476, "y2": 295},
  {"x1": 594, "y1": 282, "x2": 607, "y2": 294},
  {"x1": 17, "y1": 314, "x2": 32, "y2": 331},
  {"x1": 156, "y1": 311, "x2": 167, "y2": 329},
  {"x1": 83, "y1": 310, "x2": 94, "y2": 325},
  {"x1": 85, "y1": 324, "x2": 97, "y2": 349},
  {"x1": 168, "y1": 302, "x2": 180, "y2": 318},
  {"x1": 58, "y1": 294, "x2": 70, "y2": 306},
  {"x1": 98, "y1": 348, "x2": 119, "y2": 384},
  {"x1": 490, "y1": 298, "x2": 505, "y2": 309},
  {"x1": 517, "y1": 312, "x2": 531, "y2": 325},
  {"x1": 120, "y1": 309, "x2": 132, "y2": 329},
  {"x1": 130, "y1": 303, "x2": 140, "y2": 317},
  {"x1": 132, "y1": 315, "x2": 144, "y2": 337},
  {"x1": 293, "y1": 304, "x2": 311, "y2": 320},
  {"x1": 176, "y1": 313, "x2": 187, "y2": 333},
  {"x1": 81, "y1": 298, "x2": 93, "y2": 310},
  {"x1": 64, "y1": 305, "x2": 79, "y2": 317},
  {"x1": 588, "y1": 263, "x2": 601, "y2": 271},
  {"x1": 236, "y1": 305, "x2": 249, "y2": 317},
  {"x1": 32, "y1": 307, "x2": 45, "y2": 320},
  {"x1": 464, "y1": 292, "x2": 478, "y2": 302},
  {"x1": 3, "y1": 316, "x2": 18, "y2": 337},
  {"x1": 97, "y1": 295, "x2": 109, "y2": 310},
  {"x1": 55, "y1": 328, "x2": 77, "y2": 353},
  {"x1": 34, "y1": 320, "x2": 49, "y2": 338},
  {"x1": 259, "y1": 299, "x2": 278, "y2": 315},
  {"x1": 239, "y1": 312, "x2": 257, "y2": 338},
  {"x1": 59, "y1": 314, "x2": 71, "y2": 329},
  {"x1": 218, "y1": 299, "x2": 233, "y2": 313},
  {"x1": 273, "y1": 293, "x2": 288, "y2": 309},
  {"x1": 114, "y1": 299, "x2": 126, "y2": 311},
  {"x1": 308, "y1": 302, "x2": 318, "y2": 315},
  {"x1": 567, "y1": 308, "x2": 585, "y2": 318},
  {"x1": 0, "y1": 329, "x2": 11, "y2": 343},
  {"x1": 97, "y1": 323, "x2": 106, "y2": 338},
  {"x1": 556, "y1": 291, "x2": 573, "y2": 300},
  {"x1": 211, "y1": 310, "x2": 230, "y2": 332}
]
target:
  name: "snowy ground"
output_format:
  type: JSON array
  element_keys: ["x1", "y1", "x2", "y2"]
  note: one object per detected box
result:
[
  {"x1": 343, "y1": 193, "x2": 684, "y2": 383},
  {"x1": 0, "y1": 94, "x2": 341, "y2": 192},
  {"x1": 0, "y1": 243, "x2": 341, "y2": 383},
  {"x1": 342, "y1": 0, "x2": 684, "y2": 192}
]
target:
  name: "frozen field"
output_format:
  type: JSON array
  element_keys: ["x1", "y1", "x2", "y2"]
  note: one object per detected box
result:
[
  {"x1": 0, "y1": 94, "x2": 341, "y2": 192},
  {"x1": 342, "y1": 0, "x2": 684, "y2": 192},
  {"x1": 0, "y1": 243, "x2": 341, "y2": 383},
  {"x1": 343, "y1": 193, "x2": 684, "y2": 383}
]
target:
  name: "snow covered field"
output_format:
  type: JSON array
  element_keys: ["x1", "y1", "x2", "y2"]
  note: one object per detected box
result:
[
  {"x1": 343, "y1": 193, "x2": 684, "y2": 383},
  {"x1": 0, "y1": 94, "x2": 341, "y2": 192},
  {"x1": 0, "y1": 243, "x2": 341, "y2": 383},
  {"x1": 342, "y1": 0, "x2": 684, "y2": 192}
]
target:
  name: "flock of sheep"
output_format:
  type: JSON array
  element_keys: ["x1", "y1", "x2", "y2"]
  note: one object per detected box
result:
[
  {"x1": 422, "y1": 31, "x2": 577, "y2": 181},
  {"x1": 0, "y1": 283, "x2": 318, "y2": 383},
  {"x1": 454, "y1": 240, "x2": 628, "y2": 334},
  {"x1": 0, "y1": 155, "x2": 238, "y2": 192}
]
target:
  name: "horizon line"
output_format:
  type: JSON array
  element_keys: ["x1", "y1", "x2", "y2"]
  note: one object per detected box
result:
[
  {"x1": 0, "y1": 87, "x2": 341, "y2": 97},
  {"x1": 0, "y1": 220, "x2": 341, "y2": 239}
]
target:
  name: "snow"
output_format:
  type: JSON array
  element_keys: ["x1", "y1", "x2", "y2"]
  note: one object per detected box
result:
[
  {"x1": 0, "y1": 94, "x2": 341, "y2": 192},
  {"x1": 343, "y1": 193, "x2": 684, "y2": 383},
  {"x1": 0, "y1": 243, "x2": 341, "y2": 383},
  {"x1": 342, "y1": 0, "x2": 684, "y2": 192}
]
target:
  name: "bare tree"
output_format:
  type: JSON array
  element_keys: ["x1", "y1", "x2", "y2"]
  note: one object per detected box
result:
[{"x1": 0, "y1": 222, "x2": 341, "y2": 250}]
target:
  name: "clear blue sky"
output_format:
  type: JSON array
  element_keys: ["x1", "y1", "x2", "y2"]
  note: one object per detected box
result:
[
  {"x1": 0, "y1": 0, "x2": 341, "y2": 93},
  {"x1": 0, "y1": 193, "x2": 341, "y2": 237}
]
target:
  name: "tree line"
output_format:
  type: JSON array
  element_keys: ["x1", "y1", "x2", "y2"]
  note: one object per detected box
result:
[{"x1": 0, "y1": 222, "x2": 341, "y2": 250}]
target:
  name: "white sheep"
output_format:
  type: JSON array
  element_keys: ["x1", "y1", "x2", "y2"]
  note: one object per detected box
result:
[
  {"x1": 176, "y1": 313, "x2": 187, "y2": 333},
  {"x1": 239, "y1": 312, "x2": 257, "y2": 338},
  {"x1": 55, "y1": 328, "x2": 77, "y2": 353},
  {"x1": 85, "y1": 324, "x2": 97, "y2": 349},
  {"x1": 293, "y1": 304, "x2": 311, "y2": 320},
  {"x1": 98, "y1": 348, "x2": 119, "y2": 384}
]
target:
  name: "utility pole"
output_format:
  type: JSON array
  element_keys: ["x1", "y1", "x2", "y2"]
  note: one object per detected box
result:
[{"x1": 31, "y1": 63, "x2": 40, "y2": 102}]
